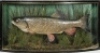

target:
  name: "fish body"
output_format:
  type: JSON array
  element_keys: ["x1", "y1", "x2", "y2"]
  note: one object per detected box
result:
[{"x1": 12, "y1": 16, "x2": 87, "y2": 34}]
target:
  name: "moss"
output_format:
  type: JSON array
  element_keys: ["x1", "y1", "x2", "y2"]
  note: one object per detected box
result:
[{"x1": 6, "y1": 27, "x2": 94, "y2": 50}]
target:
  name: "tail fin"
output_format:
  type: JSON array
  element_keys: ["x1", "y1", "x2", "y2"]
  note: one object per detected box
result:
[{"x1": 79, "y1": 14, "x2": 89, "y2": 31}]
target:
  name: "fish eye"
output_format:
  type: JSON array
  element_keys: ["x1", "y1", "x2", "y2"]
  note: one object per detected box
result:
[
  {"x1": 16, "y1": 20, "x2": 19, "y2": 23},
  {"x1": 16, "y1": 19, "x2": 20, "y2": 23}
]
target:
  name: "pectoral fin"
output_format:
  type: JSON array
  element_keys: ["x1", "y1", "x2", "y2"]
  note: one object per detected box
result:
[
  {"x1": 51, "y1": 12, "x2": 61, "y2": 18},
  {"x1": 51, "y1": 10, "x2": 68, "y2": 20}
]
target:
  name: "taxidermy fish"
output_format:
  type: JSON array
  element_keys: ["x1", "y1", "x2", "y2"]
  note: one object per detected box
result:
[{"x1": 11, "y1": 15, "x2": 88, "y2": 34}]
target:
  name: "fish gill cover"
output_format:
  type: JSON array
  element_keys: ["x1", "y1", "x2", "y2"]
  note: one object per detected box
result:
[{"x1": 2, "y1": 2, "x2": 99, "y2": 51}]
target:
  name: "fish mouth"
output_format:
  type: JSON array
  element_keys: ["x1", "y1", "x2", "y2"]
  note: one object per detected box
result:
[{"x1": 11, "y1": 21, "x2": 16, "y2": 25}]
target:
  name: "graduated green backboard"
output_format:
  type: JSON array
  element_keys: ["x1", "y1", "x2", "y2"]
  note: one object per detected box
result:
[{"x1": 2, "y1": 3, "x2": 98, "y2": 51}]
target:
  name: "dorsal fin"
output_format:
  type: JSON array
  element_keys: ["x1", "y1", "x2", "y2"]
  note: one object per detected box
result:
[
  {"x1": 51, "y1": 12, "x2": 60, "y2": 18},
  {"x1": 51, "y1": 9, "x2": 68, "y2": 20},
  {"x1": 79, "y1": 13, "x2": 90, "y2": 32}
]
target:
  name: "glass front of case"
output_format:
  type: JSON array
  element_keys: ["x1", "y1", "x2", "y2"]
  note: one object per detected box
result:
[{"x1": 2, "y1": 2, "x2": 99, "y2": 51}]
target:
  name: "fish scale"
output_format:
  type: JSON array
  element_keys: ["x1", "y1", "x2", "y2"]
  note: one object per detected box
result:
[{"x1": 28, "y1": 18, "x2": 63, "y2": 34}]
